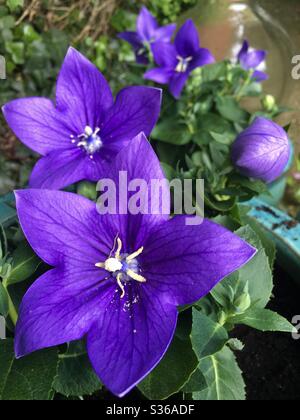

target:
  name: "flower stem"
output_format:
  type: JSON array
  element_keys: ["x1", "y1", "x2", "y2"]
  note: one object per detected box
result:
[
  {"x1": 2, "y1": 279, "x2": 18, "y2": 326},
  {"x1": 235, "y1": 71, "x2": 253, "y2": 101}
]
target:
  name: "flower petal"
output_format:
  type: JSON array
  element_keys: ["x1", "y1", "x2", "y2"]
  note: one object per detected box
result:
[
  {"x1": 169, "y1": 72, "x2": 189, "y2": 99},
  {"x1": 118, "y1": 31, "x2": 142, "y2": 48},
  {"x1": 101, "y1": 86, "x2": 162, "y2": 147},
  {"x1": 56, "y1": 47, "x2": 114, "y2": 130},
  {"x1": 141, "y1": 217, "x2": 257, "y2": 306},
  {"x1": 15, "y1": 266, "x2": 115, "y2": 357},
  {"x1": 87, "y1": 288, "x2": 178, "y2": 397},
  {"x1": 190, "y1": 48, "x2": 215, "y2": 71},
  {"x1": 237, "y1": 40, "x2": 249, "y2": 62},
  {"x1": 175, "y1": 19, "x2": 200, "y2": 57},
  {"x1": 137, "y1": 6, "x2": 158, "y2": 41},
  {"x1": 98, "y1": 133, "x2": 170, "y2": 252},
  {"x1": 154, "y1": 24, "x2": 177, "y2": 42},
  {"x1": 252, "y1": 70, "x2": 269, "y2": 81},
  {"x1": 240, "y1": 50, "x2": 266, "y2": 70},
  {"x1": 29, "y1": 148, "x2": 89, "y2": 190},
  {"x1": 144, "y1": 67, "x2": 173, "y2": 84},
  {"x1": 2, "y1": 98, "x2": 72, "y2": 155},
  {"x1": 15, "y1": 189, "x2": 112, "y2": 267},
  {"x1": 151, "y1": 41, "x2": 177, "y2": 68}
]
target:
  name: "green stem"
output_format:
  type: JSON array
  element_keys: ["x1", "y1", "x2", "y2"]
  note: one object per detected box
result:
[
  {"x1": 3, "y1": 279, "x2": 18, "y2": 326},
  {"x1": 235, "y1": 71, "x2": 253, "y2": 101}
]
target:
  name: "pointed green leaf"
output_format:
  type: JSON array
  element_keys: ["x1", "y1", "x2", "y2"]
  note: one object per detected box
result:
[
  {"x1": 6, "y1": 242, "x2": 41, "y2": 286},
  {"x1": 139, "y1": 336, "x2": 198, "y2": 400},
  {"x1": 233, "y1": 308, "x2": 296, "y2": 333},
  {"x1": 53, "y1": 342, "x2": 102, "y2": 397},
  {"x1": 195, "y1": 346, "x2": 245, "y2": 400},
  {"x1": 191, "y1": 310, "x2": 228, "y2": 359},
  {"x1": 0, "y1": 339, "x2": 58, "y2": 400},
  {"x1": 0, "y1": 282, "x2": 9, "y2": 316}
]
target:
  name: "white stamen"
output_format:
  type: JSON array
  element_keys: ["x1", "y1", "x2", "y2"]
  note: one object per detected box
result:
[
  {"x1": 95, "y1": 237, "x2": 146, "y2": 299},
  {"x1": 175, "y1": 56, "x2": 193, "y2": 73}
]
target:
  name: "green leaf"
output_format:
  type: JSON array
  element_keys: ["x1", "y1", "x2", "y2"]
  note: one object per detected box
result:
[
  {"x1": 6, "y1": 242, "x2": 41, "y2": 286},
  {"x1": 6, "y1": 0, "x2": 24, "y2": 12},
  {"x1": 152, "y1": 119, "x2": 192, "y2": 145},
  {"x1": 5, "y1": 42, "x2": 25, "y2": 65},
  {"x1": 235, "y1": 226, "x2": 273, "y2": 308},
  {"x1": 0, "y1": 203, "x2": 16, "y2": 228},
  {"x1": 0, "y1": 339, "x2": 58, "y2": 400},
  {"x1": 191, "y1": 310, "x2": 228, "y2": 359},
  {"x1": 201, "y1": 62, "x2": 228, "y2": 82},
  {"x1": 195, "y1": 346, "x2": 246, "y2": 400},
  {"x1": 216, "y1": 96, "x2": 248, "y2": 123},
  {"x1": 139, "y1": 336, "x2": 198, "y2": 400},
  {"x1": 0, "y1": 282, "x2": 9, "y2": 316},
  {"x1": 181, "y1": 369, "x2": 207, "y2": 393},
  {"x1": 53, "y1": 342, "x2": 102, "y2": 397},
  {"x1": 233, "y1": 308, "x2": 296, "y2": 333}
]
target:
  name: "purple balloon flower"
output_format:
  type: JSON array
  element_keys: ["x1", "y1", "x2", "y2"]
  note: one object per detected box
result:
[
  {"x1": 237, "y1": 40, "x2": 268, "y2": 81},
  {"x1": 119, "y1": 6, "x2": 176, "y2": 65},
  {"x1": 14, "y1": 133, "x2": 256, "y2": 397},
  {"x1": 144, "y1": 19, "x2": 215, "y2": 98},
  {"x1": 2, "y1": 47, "x2": 162, "y2": 190},
  {"x1": 231, "y1": 117, "x2": 291, "y2": 183}
]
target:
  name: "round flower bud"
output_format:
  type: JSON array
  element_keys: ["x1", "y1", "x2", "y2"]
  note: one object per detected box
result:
[
  {"x1": 231, "y1": 117, "x2": 291, "y2": 183},
  {"x1": 261, "y1": 94, "x2": 276, "y2": 112}
]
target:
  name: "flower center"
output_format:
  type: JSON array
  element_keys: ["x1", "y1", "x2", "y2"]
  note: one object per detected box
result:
[
  {"x1": 71, "y1": 126, "x2": 103, "y2": 158},
  {"x1": 175, "y1": 56, "x2": 193, "y2": 73},
  {"x1": 95, "y1": 237, "x2": 146, "y2": 299}
]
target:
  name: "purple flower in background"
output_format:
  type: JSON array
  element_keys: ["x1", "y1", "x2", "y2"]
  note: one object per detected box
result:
[
  {"x1": 15, "y1": 134, "x2": 256, "y2": 397},
  {"x1": 119, "y1": 7, "x2": 176, "y2": 65},
  {"x1": 231, "y1": 117, "x2": 291, "y2": 183},
  {"x1": 2, "y1": 47, "x2": 161, "y2": 190},
  {"x1": 237, "y1": 40, "x2": 268, "y2": 81},
  {"x1": 144, "y1": 19, "x2": 215, "y2": 98}
]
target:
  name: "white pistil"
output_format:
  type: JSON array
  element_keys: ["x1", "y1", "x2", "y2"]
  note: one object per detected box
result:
[
  {"x1": 175, "y1": 55, "x2": 193, "y2": 73},
  {"x1": 71, "y1": 126, "x2": 103, "y2": 157},
  {"x1": 95, "y1": 237, "x2": 146, "y2": 299}
]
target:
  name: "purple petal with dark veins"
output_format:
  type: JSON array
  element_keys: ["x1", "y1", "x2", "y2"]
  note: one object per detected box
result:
[
  {"x1": 87, "y1": 288, "x2": 178, "y2": 397},
  {"x1": 98, "y1": 133, "x2": 170, "y2": 253},
  {"x1": 56, "y1": 47, "x2": 114, "y2": 130},
  {"x1": 101, "y1": 86, "x2": 162, "y2": 147},
  {"x1": 29, "y1": 148, "x2": 88, "y2": 190},
  {"x1": 141, "y1": 216, "x2": 257, "y2": 306},
  {"x1": 2, "y1": 98, "x2": 73, "y2": 155},
  {"x1": 231, "y1": 117, "x2": 291, "y2": 183},
  {"x1": 15, "y1": 189, "x2": 112, "y2": 267},
  {"x1": 15, "y1": 266, "x2": 115, "y2": 357}
]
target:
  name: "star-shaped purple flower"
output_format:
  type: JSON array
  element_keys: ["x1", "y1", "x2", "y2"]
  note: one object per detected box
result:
[
  {"x1": 144, "y1": 19, "x2": 215, "y2": 98},
  {"x1": 2, "y1": 47, "x2": 162, "y2": 190},
  {"x1": 237, "y1": 40, "x2": 268, "y2": 81},
  {"x1": 119, "y1": 6, "x2": 176, "y2": 65},
  {"x1": 14, "y1": 134, "x2": 256, "y2": 397}
]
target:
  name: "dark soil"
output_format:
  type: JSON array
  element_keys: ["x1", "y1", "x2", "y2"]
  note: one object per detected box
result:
[{"x1": 236, "y1": 266, "x2": 300, "y2": 401}]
